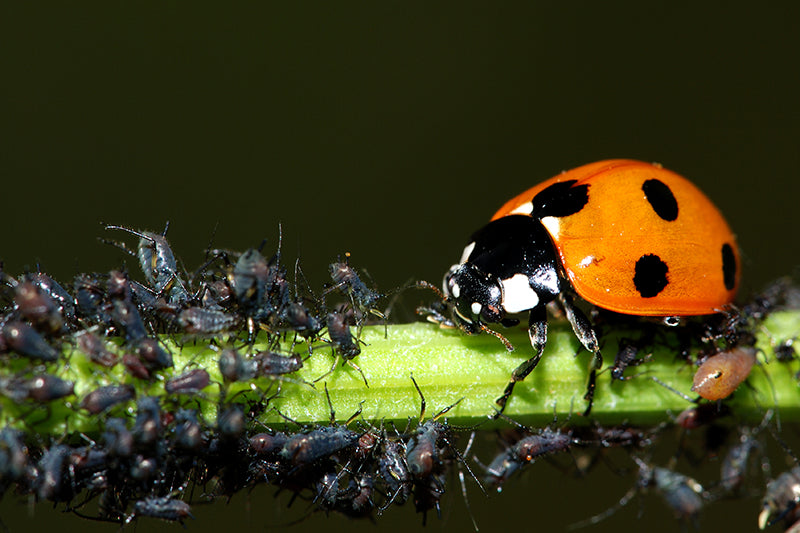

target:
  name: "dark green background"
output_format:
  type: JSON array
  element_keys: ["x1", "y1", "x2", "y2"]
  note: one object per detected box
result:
[{"x1": 2, "y1": 3, "x2": 799, "y2": 532}]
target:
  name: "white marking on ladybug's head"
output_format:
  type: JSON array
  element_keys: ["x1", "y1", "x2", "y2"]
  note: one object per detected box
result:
[
  {"x1": 540, "y1": 216, "x2": 560, "y2": 239},
  {"x1": 509, "y1": 202, "x2": 534, "y2": 216},
  {"x1": 459, "y1": 242, "x2": 476, "y2": 264},
  {"x1": 451, "y1": 282, "x2": 461, "y2": 299},
  {"x1": 471, "y1": 302, "x2": 482, "y2": 315},
  {"x1": 500, "y1": 273, "x2": 539, "y2": 314}
]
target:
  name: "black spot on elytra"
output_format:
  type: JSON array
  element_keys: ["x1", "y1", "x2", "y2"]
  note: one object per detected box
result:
[
  {"x1": 633, "y1": 254, "x2": 669, "y2": 298},
  {"x1": 531, "y1": 180, "x2": 590, "y2": 219},
  {"x1": 642, "y1": 179, "x2": 678, "y2": 221},
  {"x1": 722, "y1": 243, "x2": 737, "y2": 291}
]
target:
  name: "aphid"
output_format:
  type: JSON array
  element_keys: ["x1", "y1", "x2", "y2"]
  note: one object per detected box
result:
[
  {"x1": 177, "y1": 307, "x2": 238, "y2": 335},
  {"x1": 217, "y1": 404, "x2": 245, "y2": 439},
  {"x1": 230, "y1": 248, "x2": 271, "y2": 311},
  {"x1": 76, "y1": 330, "x2": 119, "y2": 367},
  {"x1": 644, "y1": 460, "x2": 706, "y2": 522},
  {"x1": 0, "y1": 427, "x2": 29, "y2": 490},
  {"x1": 576, "y1": 423, "x2": 654, "y2": 450},
  {"x1": 127, "y1": 496, "x2": 194, "y2": 525},
  {"x1": 280, "y1": 386, "x2": 361, "y2": 468},
  {"x1": 164, "y1": 368, "x2": 210, "y2": 395},
  {"x1": 1, "y1": 321, "x2": 59, "y2": 361},
  {"x1": 775, "y1": 337, "x2": 797, "y2": 363},
  {"x1": 249, "y1": 431, "x2": 289, "y2": 457},
  {"x1": 0, "y1": 374, "x2": 75, "y2": 403},
  {"x1": 68, "y1": 446, "x2": 109, "y2": 485},
  {"x1": 105, "y1": 223, "x2": 189, "y2": 305},
  {"x1": 719, "y1": 424, "x2": 767, "y2": 496},
  {"x1": 25, "y1": 272, "x2": 76, "y2": 324},
  {"x1": 440, "y1": 160, "x2": 739, "y2": 415},
  {"x1": 315, "y1": 471, "x2": 341, "y2": 510},
  {"x1": 35, "y1": 444, "x2": 73, "y2": 502},
  {"x1": 132, "y1": 396, "x2": 162, "y2": 448},
  {"x1": 280, "y1": 424, "x2": 361, "y2": 467},
  {"x1": 14, "y1": 281, "x2": 63, "y2": 334},
  {"x1": 759, "y1": 466, "x2": 800, "y2": 529},
  {"x1": 135, "y1": 338, "x2": 174, "y2": 371},
  {"x1": 404, "y1": 376, "x2": 471, "y2": 523},
  {"x1": 173, "y1": 409, "x2": 204, "y2": 451},
  {"x1": 107, "y1": 270, "x2": 148, "y2": 343},
  {"x1": 80, "y1": 384, "x2": 136, "y2": 415},
  {"x1": 608, "y1": 340, "x2": 652, "y2": 381},
  {"x1": 691, "y1": 346, "x2": 757, "y2": 401},
  {"x1": 123, "y1": 352, "x2": 151, "y2": 379},
  {"x1": 103, "y1": 418, "x2": 134, "y2": 457},
  {"x1": 570, "y1": 423, "x2": 656, "y2": 476},
  {"x1": 327, "y1": 252, "x2": 385, "y2": 329},
  {"x1": 378, "y1": 438, "x2": 411, "y2": 508},
  {"x1": 316, "y1": 472, "x2": 376, "y2": 518},
  {"x1": 574, "y1": 457, "x2": 705, "y2": 528},
  {"x1": 483, "y1": 426, "x2": 574, "y2": 490},
  {"x1": 253, "y1": 350, "x2": 303, "y2": 377},
  {"x1": 282, "y1": 300, "x2": 324, "y2": 342},
  {"x1": 129, "y1": 454, "x2": 159, "y2": 482},
  {"x1": 319, "y1": 307, "x2": 367, "y2": 386},
  {"x1": 345, "y1": 474, "x2": 376, "y2": 517},
  {"x1": 227, "y1": 243, "x2": 288, "y2": 336},
  {"x1": 218, "y1": 348, "x2": 257, "y2": 383},
  {"x1": 675, "y1": 402, "x2": 732, "y2": 430},
  {"x1": 74, "y1": 273, "x2": 110, "y2": 324}
]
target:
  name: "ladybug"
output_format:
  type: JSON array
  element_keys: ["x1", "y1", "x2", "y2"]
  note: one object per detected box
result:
[{"x1": 442, "y1": 159, "x2": 740, "y2": 414}]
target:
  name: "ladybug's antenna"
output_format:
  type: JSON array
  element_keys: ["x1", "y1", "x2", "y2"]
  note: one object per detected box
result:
[{"x1": 415, "y1": 280, "x2": 447, "y2": 301}]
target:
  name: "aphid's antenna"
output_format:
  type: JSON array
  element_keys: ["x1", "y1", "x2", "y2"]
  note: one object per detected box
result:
[
  {"x1": 458, "y1": 431, "x2": 482, "y2": 532},
  {"x1": 567, "y1": 485, "x2": 638, "y2": 530},
  {"x1": 650, "y1": 376, "x2": 697, "y2": 403},
  {"x1": 410, "y1": 373, "x2": 426, "y2": 422},
  {"x1": 104, "y1": 224, "x2": 153, "y2": 243}
]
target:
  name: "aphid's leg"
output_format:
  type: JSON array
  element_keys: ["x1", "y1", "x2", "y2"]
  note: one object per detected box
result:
[
  {"x1": 495, "y1": 307, "x2": 547, "y2": 415},
  {"x1": 313, "y1": 353, "x2": 340, "y2": 384},
  {"x1": 559, "y1": 294, "x2": 602, "y2": 416},
  {"x1": 345, "y1": 359, "x2": 369, "y2": 388}
]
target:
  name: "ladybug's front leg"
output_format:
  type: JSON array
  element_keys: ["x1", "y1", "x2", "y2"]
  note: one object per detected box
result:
[
  {"x1": 494, "y1": 306, "x2": 547, "y2": 415},
  {"x1": 559, "y1": 293, "x2": 602, "y2": 416}
]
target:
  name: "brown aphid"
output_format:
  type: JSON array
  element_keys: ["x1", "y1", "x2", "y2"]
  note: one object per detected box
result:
[
  {"x1": 76, "y1": 331, "x2": 119, "y2": 367},
  {"x1": 80, "y1": 384, "x2": 136, "y2": 414},
  {"x1": 14, "y1": 281, "x2": 63, "y2": 333},
  {"x1": 691, "y1": 346, "x2": 756, "y2": 401},
  {"x1": 164, "y1": 368, "x2": 210, "y2": 394}
]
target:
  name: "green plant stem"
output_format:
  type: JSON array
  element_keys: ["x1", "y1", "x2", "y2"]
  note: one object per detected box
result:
[{"x1": 3, "y1": 311, "x2": 800, "y2": 436}]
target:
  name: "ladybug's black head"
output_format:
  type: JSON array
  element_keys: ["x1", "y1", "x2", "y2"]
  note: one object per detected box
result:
[{"x1": 443, "y1": 263, "x2": 507, "y2": 333}]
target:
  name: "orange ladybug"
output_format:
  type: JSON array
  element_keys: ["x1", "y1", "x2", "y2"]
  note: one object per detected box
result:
[{"x1": 441, "y1": 159, "x2": 739, "y2": 413}]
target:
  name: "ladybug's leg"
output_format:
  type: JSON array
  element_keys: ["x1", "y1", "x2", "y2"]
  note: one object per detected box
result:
[
  {"x1": 559, "y1": 294, "x2": 602, "y2": 416},
  {"x1": 494, "y1": 307, "x2": 547, "y2": 415}
]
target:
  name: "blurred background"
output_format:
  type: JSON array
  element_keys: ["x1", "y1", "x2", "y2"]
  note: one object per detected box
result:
[{"x1": 2, "y1": 3, "x2": 799, "y2": 532}]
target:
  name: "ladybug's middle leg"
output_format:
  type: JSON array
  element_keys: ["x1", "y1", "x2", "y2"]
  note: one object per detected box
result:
[
  {"x1": 494, "y1": 307, "x2": 547, "y2": 415},
  {"x1": 559, "y1": 293, "x2": 602, "y2": 416}
]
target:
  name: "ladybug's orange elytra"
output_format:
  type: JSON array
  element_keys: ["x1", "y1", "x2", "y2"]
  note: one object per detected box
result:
[{"x1": 491, "y1": 159, "x2": 739, "y2": 316}]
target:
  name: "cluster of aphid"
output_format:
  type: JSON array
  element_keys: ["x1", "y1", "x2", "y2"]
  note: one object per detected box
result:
[
  {"x1": 0, "y1": 224, "x2": 397, "y2": 525},
  {"x1": 1, "y1": 224, "x2": 800, "y2": 530}
]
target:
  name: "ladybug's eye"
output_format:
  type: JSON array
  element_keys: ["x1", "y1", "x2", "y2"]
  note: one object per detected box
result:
[{"x1": 480, "y1": 304, "x2": 503, "y2": 323}]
